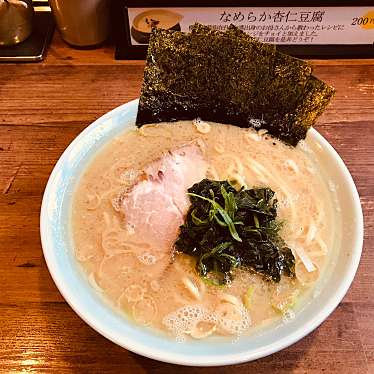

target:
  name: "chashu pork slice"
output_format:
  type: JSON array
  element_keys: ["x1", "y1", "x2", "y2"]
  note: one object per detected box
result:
[{"x1": 120, "y1": 144, "x2": 208, "y2": 266}]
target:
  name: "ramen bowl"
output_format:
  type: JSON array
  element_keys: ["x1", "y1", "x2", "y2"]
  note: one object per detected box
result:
[{"x1": 40, "y1": 99, "x2": 363, "y2": 366}]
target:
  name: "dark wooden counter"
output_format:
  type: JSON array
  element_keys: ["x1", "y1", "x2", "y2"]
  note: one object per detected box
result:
[{"x1": 0, "y1": 31, "x2": 373, "y2": 373}]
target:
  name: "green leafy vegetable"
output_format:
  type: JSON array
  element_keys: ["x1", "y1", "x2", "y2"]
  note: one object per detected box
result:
[
  {"x1": 175, "y1": 179, "x2": 295, "y2": 285},
  {"x1": 243, "y1": 285, "x2": 255, "y2": 310},
  {"x1": 187, "y1": 192, "x2": 242, "y2": 242},
  {"x1": 271, "y1": 289, "x2": 300, "y2": 314}
]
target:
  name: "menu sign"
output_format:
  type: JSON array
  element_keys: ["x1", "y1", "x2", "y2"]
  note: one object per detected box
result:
[
  {"x1": 128, "y1": 7, "x2": 374, "y2": 46},
  {"x1": 115, "y1": 5, "x2": 373, "y2": 59}
]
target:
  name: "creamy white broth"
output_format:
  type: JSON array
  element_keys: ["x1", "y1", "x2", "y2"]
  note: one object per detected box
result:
[{"x1": 72, "y1": 121, "x2": 337, "y2": 340}]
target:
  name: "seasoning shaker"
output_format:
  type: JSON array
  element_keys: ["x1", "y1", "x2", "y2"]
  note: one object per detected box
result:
[
  {"x1": 48, "y1": 0, "x2": 109, "y2": 47},
  {"x1": 0, "y1": 0, "x2": 34, "y2": 46}
]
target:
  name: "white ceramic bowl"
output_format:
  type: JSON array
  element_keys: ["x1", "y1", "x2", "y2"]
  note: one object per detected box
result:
[{"x1": 40, "y1": 99, "x2": 363, "y2": 366}]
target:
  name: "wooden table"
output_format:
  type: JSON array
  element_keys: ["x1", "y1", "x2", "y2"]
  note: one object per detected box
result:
[{"x1": 1, "y1": 32, "x2": 373, "y2": 373}]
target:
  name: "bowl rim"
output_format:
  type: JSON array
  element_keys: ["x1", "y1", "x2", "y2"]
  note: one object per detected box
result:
[{"x1": 40, "y1": 99, "x2": 363, "y2": 366}]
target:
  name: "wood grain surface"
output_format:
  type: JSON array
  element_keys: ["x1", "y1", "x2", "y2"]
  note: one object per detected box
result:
[{"x1": 0, "y1": 31, "x2": 373, "y2": 373}]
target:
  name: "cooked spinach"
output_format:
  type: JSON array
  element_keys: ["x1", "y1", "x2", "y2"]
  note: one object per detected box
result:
[{"x1": 175, "y1": 179, "x2": 295, "y2": 285}]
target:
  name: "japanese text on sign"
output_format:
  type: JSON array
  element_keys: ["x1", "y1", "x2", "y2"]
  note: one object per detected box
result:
[{"x1": 219, "y1": 10, "x2": 325, "y2": 23}]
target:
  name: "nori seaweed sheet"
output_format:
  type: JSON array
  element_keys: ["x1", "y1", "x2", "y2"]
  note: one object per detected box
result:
[{"x1": 136, "y1": 24, "x2": 335, "y2": 146}]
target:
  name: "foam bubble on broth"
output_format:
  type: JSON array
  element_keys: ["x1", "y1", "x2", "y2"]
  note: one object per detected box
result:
[
  {"x1": 163, "y1": 305, "x2": 218, "y2": 340},
  {"x1": 215, "y1": 302, "x2": 251, "y2": 335}
]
